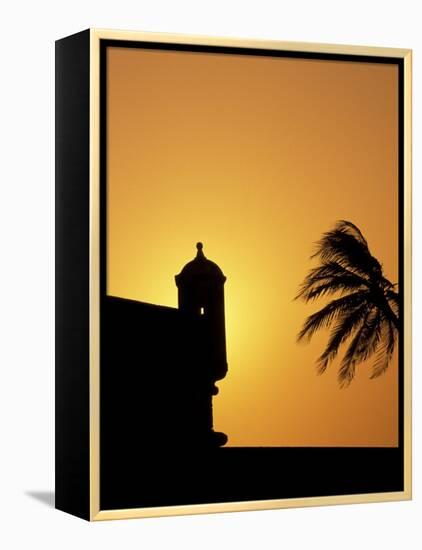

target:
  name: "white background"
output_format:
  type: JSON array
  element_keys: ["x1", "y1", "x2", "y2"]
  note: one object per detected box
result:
[{"x1": 0, "y1": 0, "x2": 420, "y2": 548}]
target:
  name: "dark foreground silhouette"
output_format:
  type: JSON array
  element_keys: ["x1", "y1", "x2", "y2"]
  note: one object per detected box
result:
[
  {"x1": 102, "y1": 243, "x2": 228, "y2": 453},
  {"x1": 100, "y1": 242, "x2": 403, "y2": 510}
]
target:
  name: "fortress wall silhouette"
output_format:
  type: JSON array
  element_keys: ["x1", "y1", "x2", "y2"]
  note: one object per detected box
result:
[
  {"x1": 101, "y1": 295, "x2": 221, "y2": 450},
  {"x1": 101, "y1": 242, "x2": 229, "y2": 488}
]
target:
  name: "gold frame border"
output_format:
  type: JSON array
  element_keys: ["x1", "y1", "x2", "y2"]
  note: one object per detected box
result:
[{"x1": 88, "y1": 28, "x2": 412, "y2": 521}]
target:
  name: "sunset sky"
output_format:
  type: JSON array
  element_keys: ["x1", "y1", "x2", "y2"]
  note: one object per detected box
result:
[{"x1": 106, "y1": 46, "x2": 399, "y2": 446}]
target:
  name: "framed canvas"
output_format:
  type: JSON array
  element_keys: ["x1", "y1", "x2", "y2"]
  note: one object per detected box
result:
[{"x1": 55, "y1": 29, "x2": 412, "y2": 521}]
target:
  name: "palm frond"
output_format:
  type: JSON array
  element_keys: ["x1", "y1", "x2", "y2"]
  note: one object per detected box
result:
[
  {"x1": 337, "y1": 220, "x2": 368, "y2": 246},
  {"x1": 317, "y1": 303, "x2": 370, "y2": 374},
  {"x1": 386, "y1": 289, "x2": 400, "y2": 318},
  {"x1": 311, "y1": 221, "x2": 382, "y2": 280},
  {"x1": 353, "y1": 308, "x2": 383, "y2": 363},
  {"x1": 337, "y1": 310, "x2": 373, "y2": 387},
  {"x1": 370, "y1": 319, "x2": 398, "y2": 379},
  {"x1": 297, "y1": 291, "x2": 368, "y2": 342},
  {"x1": 295, "y1": 261, "x2": 369, "y2": 302},
  {"x1": 338, "y1": 308, "x2": 393, "y2": 386}
]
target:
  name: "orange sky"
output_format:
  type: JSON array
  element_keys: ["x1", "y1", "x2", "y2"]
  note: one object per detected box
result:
[{"x1": 106, "y1": 46, "x2": 399, "y2": 446}]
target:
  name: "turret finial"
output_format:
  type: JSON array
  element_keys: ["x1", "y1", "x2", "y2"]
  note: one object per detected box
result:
[{"x1": 196, "y1": 242, "x2": 205, "y2": 258}]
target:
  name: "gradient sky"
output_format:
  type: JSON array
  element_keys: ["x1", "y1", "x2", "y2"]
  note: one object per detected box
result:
[{"x1": 106, "y1": 46, "x2": 399, "y2": 446}]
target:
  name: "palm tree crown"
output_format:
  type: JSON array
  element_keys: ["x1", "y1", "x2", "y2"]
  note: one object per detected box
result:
[{"x1": 296, "y1": 220, "x2": 399, "y2": 387}]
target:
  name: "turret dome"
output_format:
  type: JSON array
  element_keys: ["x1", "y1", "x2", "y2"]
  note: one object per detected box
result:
[{"x1": 175, "y1": 243, "x2": 226, "y2": 286}]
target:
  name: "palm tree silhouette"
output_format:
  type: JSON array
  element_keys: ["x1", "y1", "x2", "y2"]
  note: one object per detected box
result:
[{"x1": 296, "y1": 220, "x2": 399, "y2": 387}]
